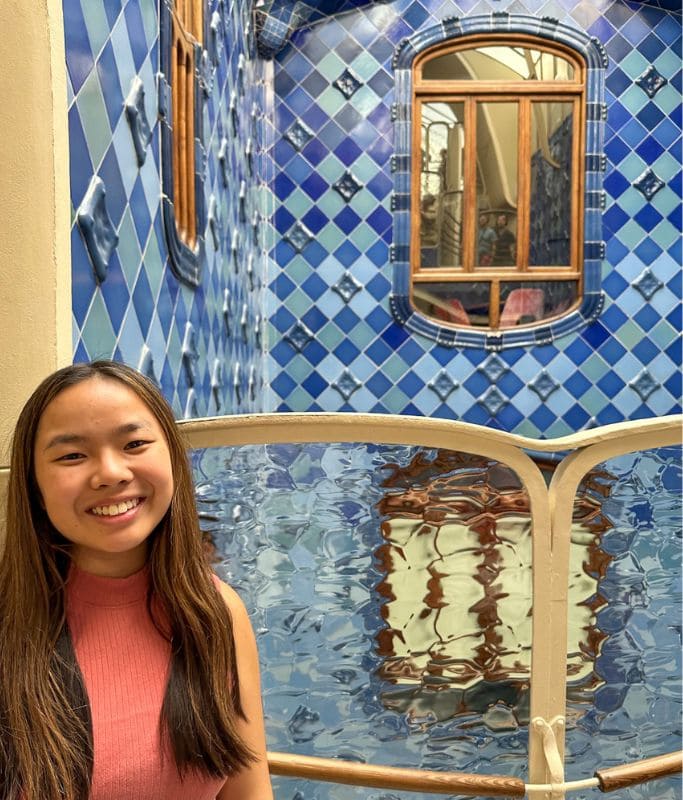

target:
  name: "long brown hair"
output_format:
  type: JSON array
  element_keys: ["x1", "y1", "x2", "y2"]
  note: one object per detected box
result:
[{"x1": 0, "y1": 361, "x2": 254, "y2": 799}]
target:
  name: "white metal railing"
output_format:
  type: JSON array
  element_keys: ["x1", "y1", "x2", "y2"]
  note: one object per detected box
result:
[{"x1": 179, "y1": 413, "x2": 683, "y2": 798}]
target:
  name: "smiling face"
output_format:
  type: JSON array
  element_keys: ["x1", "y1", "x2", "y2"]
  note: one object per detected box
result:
[{"x1": 33, "y1": 376, "x2": 174, "y2": 577}]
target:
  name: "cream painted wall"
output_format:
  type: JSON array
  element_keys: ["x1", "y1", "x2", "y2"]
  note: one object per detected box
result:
[{"x1": 0, "y1": 0, "x2": 71, "y2": 473}]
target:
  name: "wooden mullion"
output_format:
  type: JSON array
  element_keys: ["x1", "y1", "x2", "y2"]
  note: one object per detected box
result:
[
  {"x1": 186, "y1": 49, "x2": 196, "y2": 246},
  {"x1": 414, "y1": 81, "x2": 581, "y2": 96},
  {"x1": 461, "y1": 97, "x2": 477, "y2": 271},
  {"x1": 489, "y1": 279, "x2": 501, "y2": 328},
  {"x1": 517, "y1": 98, "x2": 531, "y2": 273},
  {"x1": 176, "y1": 38, "x2": 187, "y2": 240},
  {"x1": 572, "y1": 94, "x2": 583, "y2": 285},
  {"x1": 411, "y1": 101, "x2": 423, "y2": 274}
]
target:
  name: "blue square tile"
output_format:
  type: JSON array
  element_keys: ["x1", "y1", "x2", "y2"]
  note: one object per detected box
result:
[
  {"x1": 333, "y1": 339, "x2": 361, "y2": 365},
  {"x1": 300, "y1": 172, "x2": 328, "y2": 201},
  {"x1": 302, "y1": 240, "x2": 328, "y2": 268},
  {"x1": 302, "y1": 370, "x2": 327, "y2": 398},
  {"x1": 634, "y1": 238, "x2": 663, "y2": 264},
  {"x1": 334, "y1": 241, "x2": 361, "y2": 267},
  {"x1": 381, "y1": 323, "x2": 410, "y2": 349},
  {"x1": 301, "y1": 137, "x2": 329, "y2": 167},
  {"x1": 565, "y1": 372, "x2": 592, "y2": 398},
  {"x1": 632, "y1": 336, "x2": 659, "y2": 364},
  {"x1": 398, "y1": 370, "x2": 424, "y2": 398},
  {"x1": 334, "y1": 136, "x2": 363, "y2": 167},
  {"x1": 129, "y1": 174, "x2": 152, "y2": 248},
  {"x1": 636, "y1": 102, "x2": 665, "y2": 130},
  {"x1": 530, "y1": 405, "x2": 557, "y2": 431},
  {"x1": 582, "y1": 322, "x2": 610, "y2": 348},
  {"x1": 71, "y1": 225, "x2": 98, "y2": 327},
  {"x1": 270, "y1": 340, "x2": 296, "y2": 367},
  {"x1": 334, "y1": 206, "x2": 362, "y2": 234},
  {"x1": 272, "y1": 372, "x2": 297, "y2": 398},
  {"x1": 63, "y1": 0, "x2": 95, "y2": 94},
  {"x1": 333, "y1": 306, "x2": 361, "y2": 333},
  {"x1": 366, "y1": 338, "x2": 391, "y2": 366},
  {"x1": 300, "y1": 339, "x2": 327, "y2": 366},
  {"x1": 301, "y1": 306, "x2": 328, "y2": 332},
  {"x1": 100, "y1": 251, "x2": 130, "y2": 331},
  {"x1": 274, "y1": 173, "x2": 296, "y2": 201},
  {"x1": 366, "y1": 306, "x2": 392, "y2": 334},
  {"x1": 301, "y1": 273, "x2": 328, "y2": 301},
  {"x1": 97, "y1": 40, "x2": 125, "y2": 129},
  {"x1": 132, "y1": 266, "x2": 155, "y2": 338},
  {"x1": 68, "y1": 105, "x2": 95, "y2": 204},
  {"x1": 635, "y1": 136, "x2": 666, "y2": 163},
  {"x1": 634, "y1": 205, "x2": 664, "y2": 232},
  {"x1": 98, "y1": 143, "x2": 127, "y2": 228},
  {"x1": 562, "y1": 403, "x2": 591, "y2": 429},
  {"x1": 366, "y1": 372, "x2": 392, "y2": 398}
]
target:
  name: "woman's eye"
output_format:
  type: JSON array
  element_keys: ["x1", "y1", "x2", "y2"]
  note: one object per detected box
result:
[
  {"x1": 125, "y1": 440, "x2": 151, "y2": 450},
  {"x1": 57, "y1": 452, "x2": 84, "y2": 462}
]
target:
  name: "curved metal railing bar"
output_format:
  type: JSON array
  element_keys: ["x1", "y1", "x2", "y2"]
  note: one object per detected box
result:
[
  {"x1": 265, "y1": 750, "x2": 682, "y2": 796},
  {"x1": 179, "y1": 413, "x2": 682, "y2": 799}
]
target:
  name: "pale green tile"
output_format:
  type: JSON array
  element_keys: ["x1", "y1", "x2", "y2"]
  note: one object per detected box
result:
[
  {"x1": 285, "y1": 357, "x2": 314, "y2": 383},
  {"x1": 76, "y1": 69, "x2": 111, "y2": 169},
  {"x1": 317, "y1": 322, "x2": 345, "y2": 350},
  {"x1": 142, "y1": 232, "x2": 164, "y2": 299},
  {"x1": 349, "y1": 222, "x2": 376, "y2": 251},
  {"x1": 81, "y1": 291, "x2": 116, "y2": 360},
  {"x1": 287, "y1": 258, "x2": 314, "y2": 285},
  {"x1": 617, "y1": 85, "x2": 649, "y2": 115},
  {"x1": 618, "y1": 188, "x2": 646, "y2": 215},
  {"x1": 581, "y1": 386, "x2": 609, "y2": 412},
  {"x1": 651, "y1": 84, "x2": 680, "y2": 116},
  {"x1": 317, "y1": 155, "x2": 345, "y2": 184},
  {"x1": 651, "y1": 219, "x2": 679, "y2": 250},
  {"x1": 349, "y1": 191, "x2": 377, "y2": 217},
  {"x1": 288, "y1": 386, "x2": 313, "y2": 407},
  {"x1": 317, "y1": 191, "x2": 345, "y2": 221},
  {"x1": 382, "y1": 385, "x2": 410, "y2": 411},
  {"x1": 618, "y1": 220, "x2": 646, "y2": 249},
  {"x1": 347, "y1": 320, "x2": 374, "y2": 348},
  {"x1": 139, "y1": 0, "x2": 158, "y2": 46},
  {"x1": 546, "y1": 419, "x2": 572, "y2": 437},
  {"x1": 317, "y1": 222, "x2": 346, "y2": 252},
  {"x1": 383, "y1": 354, "x2": 409, "y2": 381},
  {"x1": 649, "y1": 320, "x2": 677, "y2": 349},
  {"x1": 617, "y1": 319, "x2": 645, "y2": 348},
  {"x1": 284, "y1": 288, "x2": 314, "y2": 316},
  {"x1": 583, "y1": 354, "x2": 609, "y2": 381},
  {"x1": 652, "y1": 187, "x2": 678, "y2": 217},
  {"x1": 350, "y1": 86, "x2": 380, "y2": 117},
  {"x1": 284, "y1": 188, "x2": 313, "y2": 217},
  {"x1": 513, "y1": 420, "x2": 543, "y2": 437},
  {"x1": 117, "y1": 208, "x2": 142, "y2": 289},
  {"x1": 654, "y1": 50, "x2": 682, "y2": 78},
  {"x1": 350, "y1": 52, "x2": 381, "y2": 82},
  {"x1": 316, "y1": 86, "x2": 345, "y2": 117},
  {"x1": 81, "y1": 0, "x2": 111, "y2": 60},
  {"x1": 653, "y1": 151, "x2": 680, "y2": 180},
  {"x1": 620, "y1": 50, "x2": 649, "y2": 79},
  {"x1": 618, "y1": 153, "x2": 647, "y2": 181},
  {"x1": 316, "y1": 52, "x2": 346, "y2": 81}
]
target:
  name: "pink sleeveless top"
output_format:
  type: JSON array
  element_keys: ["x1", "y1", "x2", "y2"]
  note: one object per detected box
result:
[{"x1": 65, "y1": 565, "x2": 227, "y2": 800}]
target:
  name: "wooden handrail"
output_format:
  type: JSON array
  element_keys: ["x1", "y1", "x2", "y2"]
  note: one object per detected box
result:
[
  {"x1": 596, "y1": 750, "x2": 683, "y2": 793},
  {"x1": 268, "y1": 750, "x2": 683, "y2": 796},
  {"x1": 267, "y1": 751, "x2": 526, "y2": 797}
]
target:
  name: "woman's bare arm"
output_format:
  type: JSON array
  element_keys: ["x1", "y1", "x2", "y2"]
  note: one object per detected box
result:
[{"x1": 215, "y1": 580, "x2": 274, "y2": 800}]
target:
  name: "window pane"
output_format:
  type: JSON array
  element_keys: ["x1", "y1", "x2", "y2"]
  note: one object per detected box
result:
[
  {"x1": 420, "y1": 102, "x2": 465, "y2": 268},
  {"x1": 499, "y1": 281, "x2": 578, "y2": 328},
  {"x1": 477, "y1": 102, "x2": 517, "y2": 267},
  {"x1": 529, "y1": 102, "x2": 573, "y2": 266},
  {"x1": 423, "y1": 46, "x2": 575, "y2": 81},
  {"x1": 414, "y1": 282, "x2": 491, "y2": 327}
]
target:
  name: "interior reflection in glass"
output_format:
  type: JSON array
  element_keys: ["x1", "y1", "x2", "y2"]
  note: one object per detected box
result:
[
  {"x1": 420, "y1": 102, "x2": 464, "y2": 268},
  {"x1": 530, "y1": 102, "x2": 573, "y2": 266},
  {"x1": 422, "y1": 45, "x2": 575, "y2": 82},
  {"x1": 193, "y1": 443, "x2": 681, "y2": 799}
]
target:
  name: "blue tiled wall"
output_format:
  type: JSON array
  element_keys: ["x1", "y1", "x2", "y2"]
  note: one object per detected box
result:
[
  {"x1": 266, "y1": 0, "x2": 682, "y2": 436},
  {"x1": 66, "y1": 0, "x2": 271, "y2": 418}
]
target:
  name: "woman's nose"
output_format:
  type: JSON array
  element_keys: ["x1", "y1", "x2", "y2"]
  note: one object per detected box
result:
[{"x1": 90, "y1": 451, "x2": 133, "y2": 488}]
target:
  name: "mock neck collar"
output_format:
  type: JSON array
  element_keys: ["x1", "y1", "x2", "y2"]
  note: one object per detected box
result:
[{"x1": 66, "y1": 563, "x2": 150, "y2": 607}]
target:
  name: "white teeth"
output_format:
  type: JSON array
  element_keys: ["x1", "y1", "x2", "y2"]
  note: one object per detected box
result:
[{"x1": 92, "y1": 498, "x2": 140, "y2": 517}]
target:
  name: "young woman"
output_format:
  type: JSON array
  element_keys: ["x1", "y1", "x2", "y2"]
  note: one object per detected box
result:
[{"x1": 0, "y1": 361, "x2": 274, "y2": 800}]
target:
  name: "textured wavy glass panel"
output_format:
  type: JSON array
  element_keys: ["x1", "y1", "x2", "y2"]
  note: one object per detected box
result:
[
  {"x1": 192, "y1": 443, "x2": 532, "y2": 799},
  {"x1": 564, "y1": 446, "x2": 682, "y2": 799}
]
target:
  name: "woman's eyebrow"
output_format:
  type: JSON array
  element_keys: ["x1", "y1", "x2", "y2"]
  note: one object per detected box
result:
[{"x1": 43, "y1": 421, "x2": 153, "y2": 451}]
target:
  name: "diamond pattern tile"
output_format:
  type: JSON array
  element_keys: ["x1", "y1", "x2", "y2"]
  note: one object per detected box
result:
[
  {"x1": 69, "y1": 0, "x2": 269, "y2": 417},
  {"x1": 266, "y1": 0, "x2": 681, "y2": 431}
]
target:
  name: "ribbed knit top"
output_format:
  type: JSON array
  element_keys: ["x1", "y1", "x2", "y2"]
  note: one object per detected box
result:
[{"x1": 65, "y1": 565, "x2": 227, "y2": 800}]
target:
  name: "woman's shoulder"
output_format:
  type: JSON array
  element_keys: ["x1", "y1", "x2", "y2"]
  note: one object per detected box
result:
[{"x1": 211, "y1": 574, "x2": 251, "y2": 630}]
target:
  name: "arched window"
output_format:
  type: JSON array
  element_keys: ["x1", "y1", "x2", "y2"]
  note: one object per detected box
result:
[{"x1": 391, "y1": 15, "x2": 607, "y2": 349}]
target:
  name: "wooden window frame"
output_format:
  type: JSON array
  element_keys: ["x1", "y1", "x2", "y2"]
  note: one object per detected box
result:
[
  {"x1": 410, "y1": 35, "x2": 587, "y2": 331},
  {"x1": 159, "y1": 0, "x2": 205, "y2": 287}
]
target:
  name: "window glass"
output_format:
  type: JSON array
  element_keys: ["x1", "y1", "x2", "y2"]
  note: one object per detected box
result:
[
  {"x1": 411, "y1": 38, "x2": 583, "y2": 332},
  {"x1": 529, "y1": 102, "x2": 573, "y2": 266},
  {"x1": 422, "y1": 45, "x2": 576, "y2": 81}
]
